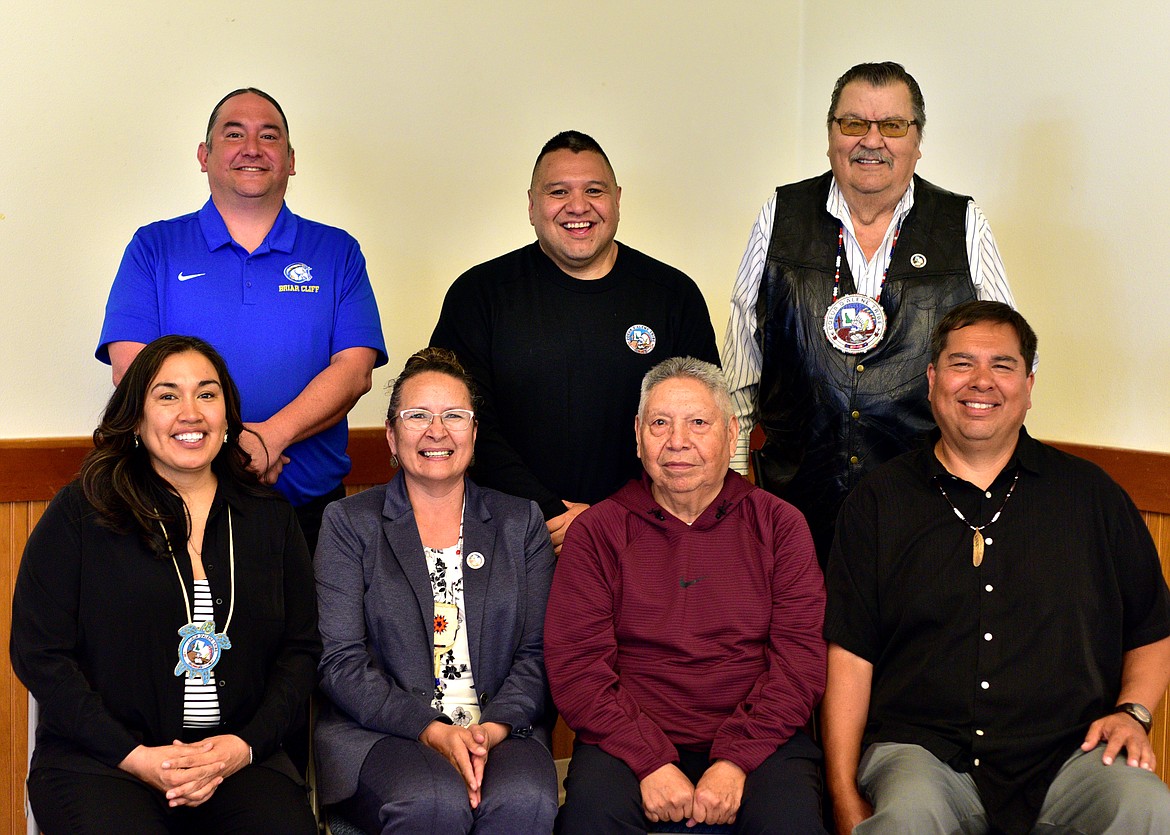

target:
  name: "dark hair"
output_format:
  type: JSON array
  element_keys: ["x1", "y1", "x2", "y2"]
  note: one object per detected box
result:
[
  {"x1": 386, "y1": 347, "x2": 479, "y2": 421},
  {"x1": 205, "y1": 87, "x2": 292, "y2": 152},
  {"x1": 930, "y1": 301, "x2": 1038, "y2": 371},
  {"x1": 81, "y1": 335, "x2": 264, "y2": 558},
  {"x1": 827, "y1": 62, "x2": 926, "y2": 138},
  {"x1": 531, "y1": 130, "x2": 616, "y2": 184}
]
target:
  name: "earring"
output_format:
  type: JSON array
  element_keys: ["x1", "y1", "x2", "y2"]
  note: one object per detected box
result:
[
  {"x1": 389, "y1": 454, "x2": 399, "y2": 468},
  {"x1": 134, "y1": 434, "x2": 140, "y2": 449},
  {"x1": 224, "y1": 431, "x2": 230, "y2": 444}
]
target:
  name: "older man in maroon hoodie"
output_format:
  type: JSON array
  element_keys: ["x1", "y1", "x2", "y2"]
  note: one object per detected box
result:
[{"x1": 545, "y1": 356, "x2": 827, "y2": 834}]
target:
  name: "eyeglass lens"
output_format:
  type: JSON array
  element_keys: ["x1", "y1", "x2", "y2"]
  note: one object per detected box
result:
[
  {"x1": 836, "y1": 118, "x2": 913, "y2": 137},
  {"x1": 399, "y1": 409, "x2": 473, "y2": 430}
]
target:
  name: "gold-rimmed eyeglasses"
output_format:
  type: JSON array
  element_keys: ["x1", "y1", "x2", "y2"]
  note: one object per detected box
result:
[{"x1": 833, "y1": 117, "x2": 919, "y2": 138}]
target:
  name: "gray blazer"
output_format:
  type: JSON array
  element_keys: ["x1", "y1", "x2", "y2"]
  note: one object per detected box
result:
[{"x1": 313, "y1": 472, "x2": 556, "y2": 805}]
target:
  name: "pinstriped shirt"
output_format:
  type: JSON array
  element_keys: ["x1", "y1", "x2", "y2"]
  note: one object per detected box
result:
[{"x1": 723, "y1": 177, "x2": 1017, "y2": 473}]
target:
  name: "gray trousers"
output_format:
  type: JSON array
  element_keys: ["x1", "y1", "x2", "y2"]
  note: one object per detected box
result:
[{"x1": 853, "y1": 741, "x2": 1170, "y2": 834}]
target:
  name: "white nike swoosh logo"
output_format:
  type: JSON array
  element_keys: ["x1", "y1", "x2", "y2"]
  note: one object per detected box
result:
[{"x1": 177, "y1": 272, "x2": 206, "y2": 281}]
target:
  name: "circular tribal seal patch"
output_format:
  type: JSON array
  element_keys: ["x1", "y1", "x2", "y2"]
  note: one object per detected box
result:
[
  {"x1": 625, "y1": 324, "x2": 656, "y2": 354},
  {"x1": 823, "y1": 294, "x2": 887, "y2": 354}
]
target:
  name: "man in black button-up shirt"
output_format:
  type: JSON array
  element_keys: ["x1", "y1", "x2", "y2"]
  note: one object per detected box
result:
[{"x1": 823, "y1": 300, "x2": 1170, "y2": 834}]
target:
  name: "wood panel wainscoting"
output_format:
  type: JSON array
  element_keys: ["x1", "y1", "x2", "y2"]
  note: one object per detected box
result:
[{"x1": 2, "y1": 430, "x2": 1169, "y2": 833}]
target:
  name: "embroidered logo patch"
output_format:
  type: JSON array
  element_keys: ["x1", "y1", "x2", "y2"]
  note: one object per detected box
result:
[
  {"x1": 625, "y1": 324, "x2": 656, "y2": 354},
  {"x1": 284, "y1": 263, "x2": 313, "y2": 283},
  {"x1": 280, "y1": 262, "x2": 320, "y2": 293}
]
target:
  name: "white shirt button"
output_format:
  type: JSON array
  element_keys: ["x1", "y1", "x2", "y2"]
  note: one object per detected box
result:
[
  {"x1": 985, "y1": 584, "x2": 994, "y2": 592},
  {"x1": 985, "y1": 491, "x2": 992, "y2": 498},
  {"x1": 981, "y1": 681, "x2": 990, "y2": 689},
  {"x1": 984, "y1": 633, "x2": 993, "y2": 641},
  {"x1": 985, "y1": 537, "x2": 994, "y2": 546},
  {"x1": 976, "y1": 729, "x2": 985, "y2": 736},
  {"x1": 974, "y1": 758, "x2": 981, "y2": 766}
]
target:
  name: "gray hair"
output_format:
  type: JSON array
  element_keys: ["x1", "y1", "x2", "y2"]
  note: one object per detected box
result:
[{"x1": 638, "y1": 356, "x2": 734, "y2": 422}]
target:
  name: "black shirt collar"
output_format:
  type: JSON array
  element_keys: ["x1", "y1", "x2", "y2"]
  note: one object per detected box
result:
[{"x1": 921, "y1": 425, "x2": 1043, "y2": 486}]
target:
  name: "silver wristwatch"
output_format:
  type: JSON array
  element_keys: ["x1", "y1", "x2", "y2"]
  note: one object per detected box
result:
[{"x1": 1116, "y1": 702, "x2": 1153, "y2": 734}]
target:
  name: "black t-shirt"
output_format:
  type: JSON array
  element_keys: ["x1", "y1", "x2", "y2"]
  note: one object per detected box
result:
[{"x1": 431, "y1": 242, "x2": 719, "y2": 517}]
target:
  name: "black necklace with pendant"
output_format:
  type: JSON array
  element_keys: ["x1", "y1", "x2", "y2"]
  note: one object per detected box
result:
[{"x1": 936, "y1": 472, "x2": 1020, "y2": 567}]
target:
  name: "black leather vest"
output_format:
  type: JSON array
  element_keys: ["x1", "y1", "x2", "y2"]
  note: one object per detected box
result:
[{"x1": 755, "y1": 172, "x2": 976, "y2": 559}]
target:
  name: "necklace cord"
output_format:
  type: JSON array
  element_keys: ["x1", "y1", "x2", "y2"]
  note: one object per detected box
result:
[
  {"x1": 832, "y1": 219, "x2": 903, "y2": 304},
  {"x1": 161, "y1": 508, "x2": 235, "y2": 634},
  {"x1": 936, "y1": 472, "x2": 1020, "y2": 534}
]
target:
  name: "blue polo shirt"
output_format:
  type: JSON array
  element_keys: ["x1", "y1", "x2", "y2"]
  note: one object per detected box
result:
[{"x1": 98, "y1": 198, "x2": 388, "y2": 506}]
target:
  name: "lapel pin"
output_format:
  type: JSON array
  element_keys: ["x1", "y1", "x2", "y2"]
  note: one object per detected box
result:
[{"x1": 466, "y1": 551, "x2": 485, "y2": 570}]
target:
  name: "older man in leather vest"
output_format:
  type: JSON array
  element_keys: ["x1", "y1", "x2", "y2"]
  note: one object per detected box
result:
[{"x1": 723, "y1": 62, "x2": 1019, "y2": 562}]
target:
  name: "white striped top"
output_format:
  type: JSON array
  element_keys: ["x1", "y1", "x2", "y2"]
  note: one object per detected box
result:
[
  {"x1": 722, "y1": 178, "x2": 1018, "y2": 473},
  {"x1": 182, "y1": 579, "x2": 222, "y2": 728}
]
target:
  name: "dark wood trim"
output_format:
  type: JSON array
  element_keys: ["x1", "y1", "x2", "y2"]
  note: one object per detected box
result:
[
  {"x1": 1047, "y1": 442, "x2": 1170, "y2": 515},
  {"x1": 3, "y1": 430, "x2": 1168, "y2": 513},
  {"x1": 0, "y1": 432, "x2": 397, "y2": 503},
  {"x1": 345, "y1": 426, "x2": 396, "y2": 486},
  {"x1": 743, "y1": 426, "x2": 1170, "y2": 515},
  {"x1": 0, "y1": 438, "x2": 92, "y2": 502}
]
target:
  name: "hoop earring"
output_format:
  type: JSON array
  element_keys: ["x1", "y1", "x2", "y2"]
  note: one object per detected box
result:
[{"x1": 389, "y1": 454, "x2": 399, "y2": 468}]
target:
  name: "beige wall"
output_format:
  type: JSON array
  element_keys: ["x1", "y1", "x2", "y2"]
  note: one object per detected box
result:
[{"x1": 2, "y1": 1, "x2": 1167, "y2": 452}]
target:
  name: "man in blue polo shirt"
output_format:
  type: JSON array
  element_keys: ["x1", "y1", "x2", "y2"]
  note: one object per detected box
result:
[{"x1": 97, "y1": 88, "x2": 387, "y2": 551}]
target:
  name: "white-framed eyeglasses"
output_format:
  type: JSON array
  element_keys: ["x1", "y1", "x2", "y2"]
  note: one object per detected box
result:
[{"x1": 394, "y1": 408, "x2": 476, "y2": 432}]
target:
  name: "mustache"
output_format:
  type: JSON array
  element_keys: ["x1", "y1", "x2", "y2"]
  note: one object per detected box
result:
[{"x1": 850, "y1": 149, "x2": 893, "y2": 165}]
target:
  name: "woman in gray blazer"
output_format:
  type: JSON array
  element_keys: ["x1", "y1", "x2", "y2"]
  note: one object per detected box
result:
[{"x1": 314, "y1": 347, "x2": 558, "y2": 834}]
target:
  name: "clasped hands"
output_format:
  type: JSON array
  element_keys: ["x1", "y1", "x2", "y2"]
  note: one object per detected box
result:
[
  {"x1": 420, "y1": 720, "x2": 511, "y2": 809},
  {"x1": 119, "y1": 734, "x2": 251, "y2": 807},
  {"x1": 640, "y1": 759, "x2": 746, "y2": 827}
]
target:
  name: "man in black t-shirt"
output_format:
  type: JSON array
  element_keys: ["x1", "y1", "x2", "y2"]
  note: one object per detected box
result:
[{"x1": 431, "y1": 131, "x2": 719, "y2": 552}]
